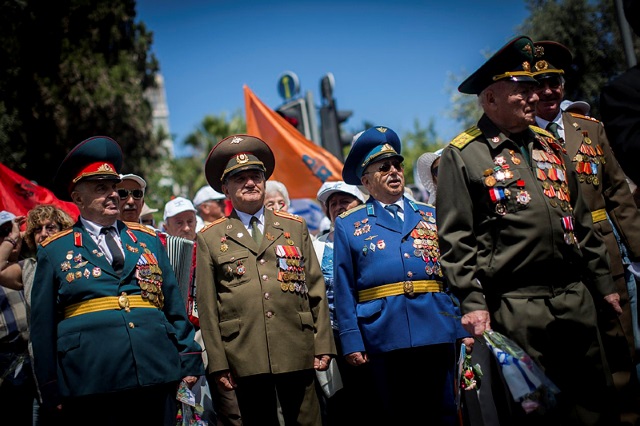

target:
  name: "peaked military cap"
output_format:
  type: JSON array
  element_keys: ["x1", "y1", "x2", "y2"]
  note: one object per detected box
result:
[
  {"x1": 342, "y1": 126, "x2": 403, "y2": 185},
  {"x1": 459, "y1": 35, "x2": 537, "y2": 95},
  {"x1": 54, "y1": 136, "x2": 123, "y2": 201},
  {"x1": 531, "y1": 41, "x2": 573, "y2": 80},
  {"x1": 205, "y1": 134, "x2": 275, "y2": 192}
]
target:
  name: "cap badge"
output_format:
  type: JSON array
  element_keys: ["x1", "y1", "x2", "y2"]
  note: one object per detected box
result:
[
  {"x1": 375, "y1": 127, "x2": 388, "y2": 133},
  {"x1": 236, "y1": 153, "x2": 249, "y2": 164},
  {"x1": 534, "y1": 46, "x2": 544, "y2": 57},
  {"x1": 535, "y1": 60, "x2": 549, "y2": 71},
  {"x1": 523, "y1": 61, "x2": 531, "y2": 72},
  {"x1": 231, "y1": 136, "x2": 242, "y2": 144},
  {"x1": 98, "y1": 163, "x2": 115, "y2": 172},
  {"x1": 523, "y1": 44, "x2": 532, "y2": 54}
]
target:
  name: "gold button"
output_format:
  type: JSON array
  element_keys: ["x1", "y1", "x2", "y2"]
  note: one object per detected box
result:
[
  {"x1": 407, "y1": 271, "x2": 413, "y2": 278},
  {"x1": 128, "y1": 322, "x2": 135, "y2": 328},
  {"x1": 266, "y1": 311, "x2": 273, "y2": 318},
  {"x1": 403, "y1": 281, "x2": 415, "y2": 297},
  {"x1": 264, "y1": 292, "x2": 270, "y2": 300},
  {"x1": 260, "y1": 259, "x2": 266, "y2": 264},
  {"x1": 262, "y1": 274, "x2": 268, "y2": 280},
  {"x1": 404, "y1": 253, "x2": 410, "y2": 258}
]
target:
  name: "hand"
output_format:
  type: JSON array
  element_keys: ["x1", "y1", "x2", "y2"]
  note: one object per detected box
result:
[
  {"x1": 11, "y1": 216, "x2": 26, "y2": 240},
  {"x1": 181, "y1": 375, "x2": 198, "y2": 389},
  {"x1": 314, "y1": 354, "x2": 332, "y2": 371},
  {"x1": 214, "y1": 370, "x2": 237, "y2": 391},
  {"x1": 345, "y1": 351, "x2": 368, "y2": 367},
  {"x1": 461, "y1": 337, "x2": 475, "y2": 353},
  {"x1": 604, "y1": 293, "x2": 623, "y2": 315},
  {"x1": 461, "y1": 310, "x2": 491, "y2": 337}
]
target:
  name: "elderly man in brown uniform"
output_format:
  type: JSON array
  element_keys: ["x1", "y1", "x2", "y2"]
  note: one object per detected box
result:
[
  {"x1": 436, "y1": 35, "x2": 622, "y2": 425},
  {"x1": 195, "y1": 134, "x2": 335, "y2": 426},
  {"x1": 533, "y1": 40, "x2": 640, "y2": 424}
]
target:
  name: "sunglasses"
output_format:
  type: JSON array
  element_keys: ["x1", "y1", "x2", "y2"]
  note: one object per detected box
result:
[
  {"x1": 365, "y1": 160, "x2": 404, "y2": 175},
  {"x1": 117, "y1": 188, "x2": 144, "y2": 200}
]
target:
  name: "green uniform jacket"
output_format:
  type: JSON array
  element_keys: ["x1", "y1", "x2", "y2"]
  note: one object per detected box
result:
[
  {"x1": 436, "y1": 114, "x2": 616, "y2": 314},
  {"x1": 31, "y1": 220, "x2": 204, "y2": 407},
  {"x1": 195, "y1": 209, "x2": 335, "y2": 378}
]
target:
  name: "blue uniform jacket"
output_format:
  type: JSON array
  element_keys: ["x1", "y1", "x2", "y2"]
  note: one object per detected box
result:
[
  {"x1": 333, "y1": 196, "x2": 467, "y2": 356},
  {"x1": 31, "y1": 220, "x2": 204, "y2": 407}
]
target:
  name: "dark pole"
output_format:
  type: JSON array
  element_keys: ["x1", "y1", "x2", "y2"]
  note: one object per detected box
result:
[{"x1": 614, "y1": 0, "x2": 637, "y2": 68}]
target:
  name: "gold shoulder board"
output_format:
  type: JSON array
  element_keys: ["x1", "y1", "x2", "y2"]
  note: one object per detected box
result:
[
  {"x1": 273, "y1": 210, "x2": 303, "y2": 223},
  {"x1": 40, "y1": 228, "x2": 73, "y2": 247},
  {"x1": 530, "y1": 125, "x2": 553, "y2": 138},
  {"x1": 450, "y1": 126, "x2": 481, "y2": 149},
  {"x1": 126, "y1": 222, "x2": 157, "y2": 236},
  {"x1": 569, "y1": 112, "x2": 599, "y2": 122},
  {"x1": 199, "y1": 217, "x2": 226, "y2": 233},
  {"x1": 339, "y1": 204, "x2": 366, "y2": 219}
]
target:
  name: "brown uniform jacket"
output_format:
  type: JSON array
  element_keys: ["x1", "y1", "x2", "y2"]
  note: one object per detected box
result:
[{"x1": 195, "y1": 208, "x2": 335, "y2": 378}]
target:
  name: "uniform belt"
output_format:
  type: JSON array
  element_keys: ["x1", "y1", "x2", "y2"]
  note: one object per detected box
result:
[
  {"x1": 358, "y1": 280, "x2": 444, "y2": 302},
  {"x1": 64, "y1": 293, "x2": 157, "y2": 319},
  {"x1": 591, "y1": 208, "x2": 607, "y2": 223}
]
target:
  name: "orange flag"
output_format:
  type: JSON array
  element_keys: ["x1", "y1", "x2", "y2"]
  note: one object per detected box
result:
[
  {"x1": 244, "y1": 85, "x2": 344, "y2": 199},
  {"x1": 0, "y1": 162, "x2": 80, "y2": 221}
]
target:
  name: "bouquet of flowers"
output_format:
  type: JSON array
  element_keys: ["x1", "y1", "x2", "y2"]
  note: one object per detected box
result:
[
  {"x1": 483, "y1": 330, "x2": 560, "y2": 414},
  {"x1": 176, "y1": 381, "x2": 207, "y2": 426},
  {"x1": 459, "y1": 344, "x2": 483, "y2": 391}
]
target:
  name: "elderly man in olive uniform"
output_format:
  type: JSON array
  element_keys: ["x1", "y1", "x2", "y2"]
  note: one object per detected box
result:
[
  {"x1": 436, "y1": 35, "x2": 622, "y2": 425},
  {"x1": 533, "y1": 40, "x2": 640, "y2": 422},
  {"x1": 195, "y1": 134, "x2": 335, "y2": 426},
  {"x1": 30, "y1": 136, "x2": 204, "y2": 425}
]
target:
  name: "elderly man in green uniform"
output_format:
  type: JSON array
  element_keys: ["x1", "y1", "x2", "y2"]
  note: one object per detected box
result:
[
  {"x1": 436, "y1": 35, "x2": 622, "y2": 425},
  {"x1": 30, "y1": 136, "x2": 204, "y2": 425},
  {"x1": 533, "y1": 40, "x2": 640, "y2": 423},
  {"x1": 195, "y1": 134, "x2": 335, "y2": 426}
]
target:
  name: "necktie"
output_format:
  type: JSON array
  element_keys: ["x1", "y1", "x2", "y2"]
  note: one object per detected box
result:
[
  {"x1": 384, "y1": 204, "x2": 403, "y2": 227},
  {"x1": 101, "y1": 226, "x2": 124, "y2": 275},
  {"x1": 546, "y1": 121, "x2": 561, "y2": 140},
  {"x1": 250, "y1": 216, "x2": 263, "y2": 245}
]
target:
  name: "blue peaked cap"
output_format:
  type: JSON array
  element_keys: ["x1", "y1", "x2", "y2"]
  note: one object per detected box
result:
[{"x1": 342, "y1": 126, "x2": 403, "y2": 185}]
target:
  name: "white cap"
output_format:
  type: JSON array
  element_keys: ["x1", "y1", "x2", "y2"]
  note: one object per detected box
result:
[
  {"x1": 416, "y1": 149, "x2": 443, "y2": 205},
  {"x1": 316, "y1": 181, "x2": 366, "y2": 206},
  {"x1": 0, "y1": 211, "x2": 16, "y2": 227},
  {"x1": 140, "y1": 202, "x2": 158, "y2": 216},
  {"x1": 119, "y1": 173, "x2": 147, "y2": 190},
  {"x1": 192, "y1": 185, "x2": 226, "y2": 207},
  {"x1": 163, "y1": 197, "x2": 197, "y2": 220},
  {"x1": 560, "y1": 100, "x2": 590, "y2": 115}
]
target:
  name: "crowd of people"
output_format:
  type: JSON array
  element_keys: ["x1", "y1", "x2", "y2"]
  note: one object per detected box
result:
[{"x1": 2, "y1": 13, "x2": 640, "y2": 426}]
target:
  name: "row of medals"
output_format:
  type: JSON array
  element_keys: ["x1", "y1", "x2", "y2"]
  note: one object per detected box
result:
[
  {"x1": 483, "y1": 151, "x2": 531, "y2": 215},
  {"x1": 573, "y1": 131, "x2": 604, "y2": 186},
  {"x1": 61, "y1": 251, "x2": 100, "y2": 282},
  {"x1": 412, "y1": 214, "x2": 443, "y2": 277},
  {"x1": 136, "y1": 248, "x2": 164, "y2": 309},
  {"x1": 278, "y1": 253, "x2": 308, "y2": 294}
]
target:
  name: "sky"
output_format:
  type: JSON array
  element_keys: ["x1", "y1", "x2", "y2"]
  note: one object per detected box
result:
[{"x1": 136, "y1": 0, "x2": 531, "y2": 157}]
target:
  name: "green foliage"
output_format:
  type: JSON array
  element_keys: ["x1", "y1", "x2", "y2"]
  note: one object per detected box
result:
[{"x1": 400, "y1": 118, "x2": 446, "y2": 186}]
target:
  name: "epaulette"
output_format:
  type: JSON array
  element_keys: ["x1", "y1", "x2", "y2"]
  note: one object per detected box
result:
[
  {"x1": 530, "y1": 125, "x2": 553, "y2": 138},
  {"x1": 126, "y1": 222, "x2": 157, "y2": 236},
  {"x1": 273, "y1": 210, "x2": 303, "y2": 223},
  {"x1": 569, "y1": 112, "x2": 599, "y2": 123},
  {"x1": 339, "y1": 204, "x2": 366, "y2": 219},
  {"x1": 199, "y1": 217, "x2": 226, "y2": 233},
  {"x1": 40, "y1": 228, "x2": 73, "y2": 247},
  {"x1": 449, "y1": 126, "x2": 481, "y2": 149}
]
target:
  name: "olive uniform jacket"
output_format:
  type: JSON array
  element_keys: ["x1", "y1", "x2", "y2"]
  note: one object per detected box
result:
[
  {"x1": 560, "y1": 111, "x2": 640, "y2": 355},
  {"x1": 195, "y1": 208, "x2": 335, "y2": 378},
  {"x1": 31, "y1": 220, "x2": 204, "y2": 408},
  {"x1": 437, "y1": 114, "x2": 616, "y2": 314}
]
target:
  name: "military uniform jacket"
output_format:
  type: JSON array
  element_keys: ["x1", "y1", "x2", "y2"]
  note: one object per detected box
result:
[
  {"x1": 560, "y1": 111, "x2": 640, "y2": 280},
  {"x1": 332, "y1": 197, "x2": 467, "y2": 357},
  {"x1": 436, "y1": 114, "x2": 616, "y2": 314},
  {"x1": 31, "y1": 220, "x2": 204, "y2": 407},
  {"x1": 195, "y1": 209, "x2": 335, "y2": 378}
]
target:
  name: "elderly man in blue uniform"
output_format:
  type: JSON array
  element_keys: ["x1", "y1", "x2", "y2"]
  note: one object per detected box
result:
[
  {"x1": 436, "y1": 35, "x2": 622, "y2": 425},
  {"x1": 195, "y1": 134, "x2": 335, "y2": 426},
  {"x1": 30, "y1": 136, "x2": 204, "y2": 425},
  {"x1": 333, "y1": 126, "x2": 470, "y2": 425}
]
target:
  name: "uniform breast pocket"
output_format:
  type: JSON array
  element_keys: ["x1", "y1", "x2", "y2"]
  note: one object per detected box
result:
[{"x1": 216, "y1": 250, "x2": 251, "y2": 287}]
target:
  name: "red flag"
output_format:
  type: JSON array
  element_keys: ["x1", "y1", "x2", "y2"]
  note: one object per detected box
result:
[
  {"x1": 0, "y1": 162, "x2": 79, "y2": 221},
  {"x1": 244, "y1": 85, "x2": 344, "y2": 199}
]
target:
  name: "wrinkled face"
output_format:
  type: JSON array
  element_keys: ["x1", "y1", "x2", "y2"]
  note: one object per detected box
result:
[
  {"x1": 164, "y1": 210, "x2": 197, "y2": 241},
  {"x1": 222, "y1": 170, "x2": 266, "y2": 215},
  {"x1": 117, "y1": 180, "x2": 145, "y2": 222},
  {"x1": 33, "y1": 219, "x2": 61, "y2": 245},
  {"x1": 534, "y1": 75, "x2": 564, "y2": 121},
  {"x1": 198, "y1": 200, "x2": 226, "y2": 221},
  {"x1": 72, "y1": 180, "x2": 120, "y2": 226},
  {"x1": 326, "y1": 193, "x2": 361, "y2": 223},
  {"x1": 486, "y1": 81, "x2": 539, "y2": 133},
  {"x1": 264, "y1": 191, "x2": 287, "y2": 212},
  {"x1": 361, "y1": 157, "x2": 405, "y2": 204}
]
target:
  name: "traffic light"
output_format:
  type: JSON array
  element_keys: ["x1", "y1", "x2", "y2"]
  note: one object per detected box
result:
[
  {"x1": 276, "y1": 98, "x2": 312, "y2": 140},
  {"x1": 319, "y1": 73, "x2": 352, "y2": 161}
]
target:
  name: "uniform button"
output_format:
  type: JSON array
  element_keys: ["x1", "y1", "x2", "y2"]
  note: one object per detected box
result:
[
  {"x1": 264, "y1": 292, "x2": 270, "y2": 300},
  {"x1": 407, "y1": 271, "x2": 413, "y2": 278},
  {"x1": 128, "y1": 322, "x2": 135, "y2": 328},
  {"x1": 404, "y1": 253, "x2": 410, "y2": 258},
  {"x1": 262, "y1": 274, "x2": 268, "y2": 280},
  {"x1": 266, "y1": 311, "x2": 274, "y2": 318},
  {"x1": 259, "y1": 259, "x2": 266, "y2": 264}
]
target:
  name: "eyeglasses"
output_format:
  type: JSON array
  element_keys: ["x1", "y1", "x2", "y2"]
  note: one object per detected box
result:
[
  {"x1": 364, "y1": 160, "x2": 404, "y2": 176},
  {"x1": 117, "y1": 188, "x2": 144, "y2": 200},
  {"x1": 35, "y1": 224, "x2": 60, "y2": 234}
]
